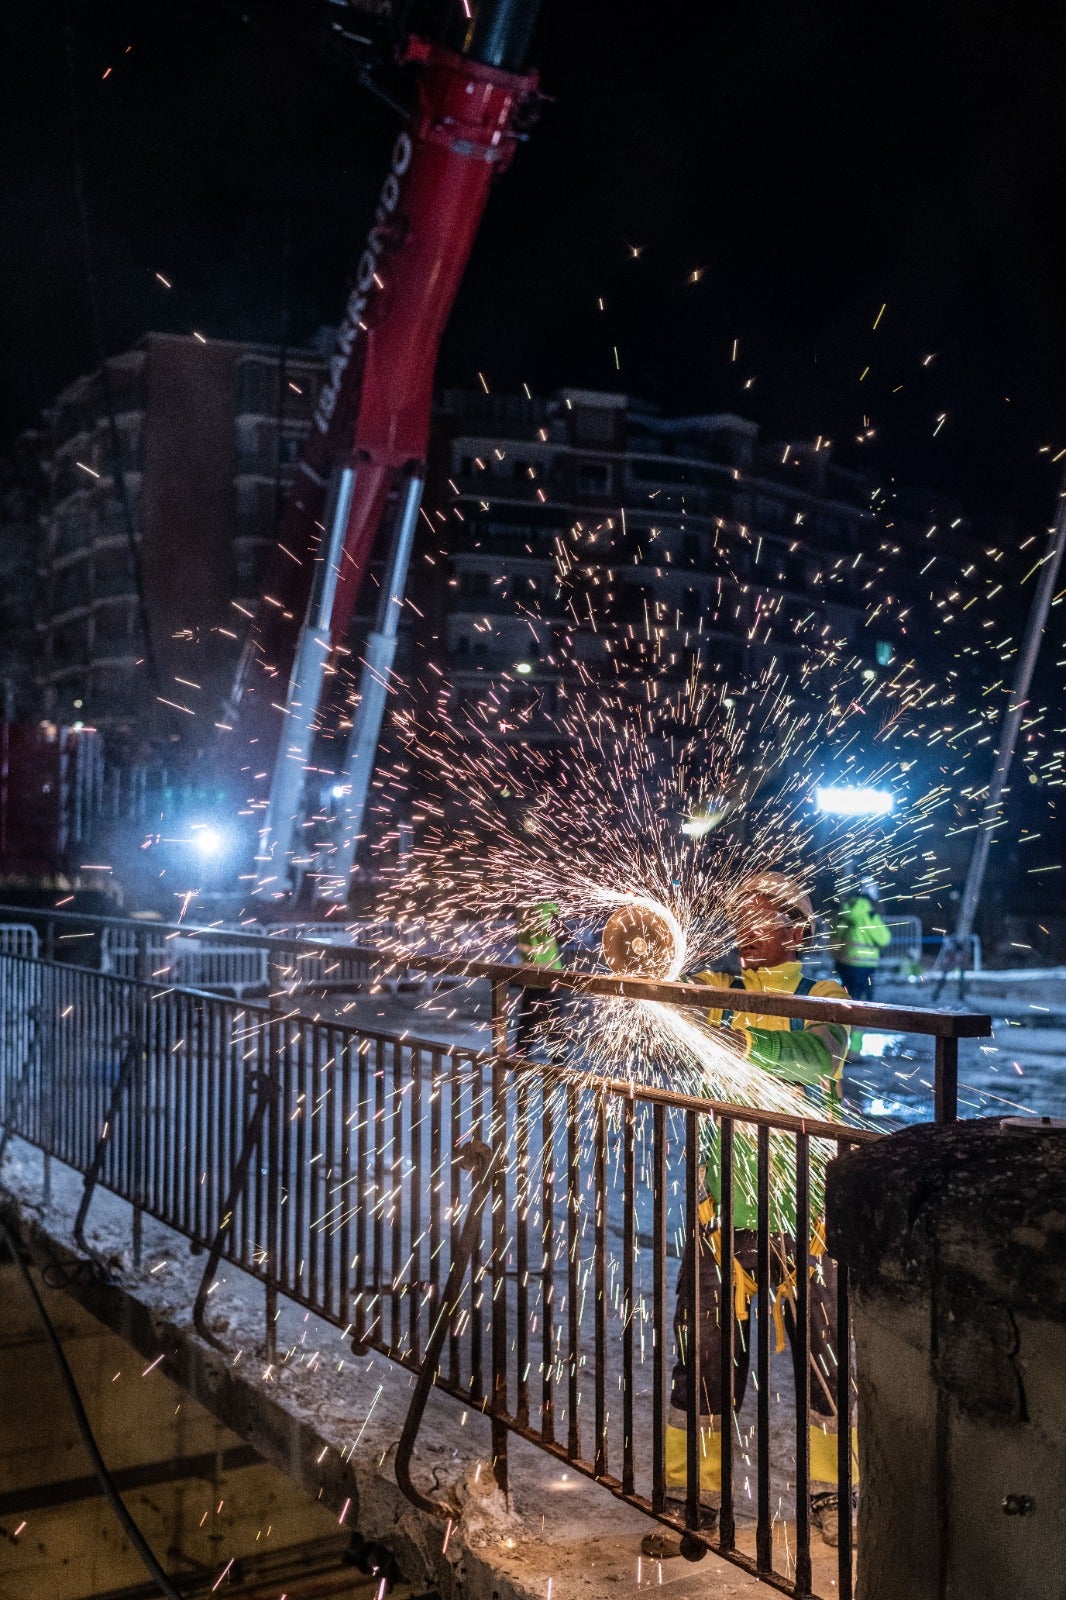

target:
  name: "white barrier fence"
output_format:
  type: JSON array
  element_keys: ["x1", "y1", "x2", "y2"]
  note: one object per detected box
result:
[
  {"x1": 0, "y1": 924, "x2": 40, "y2": 959},
  {"x1": 101, "y1": 927, "x2": 269, "y2": 998}
]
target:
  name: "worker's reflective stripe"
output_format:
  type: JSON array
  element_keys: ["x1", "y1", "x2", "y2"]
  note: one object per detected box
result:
[
  {"x1": 788, "y1": 974, "x2": 816, "y2": 1030},
  {"x1": 722, "y1": 973, "x2": 816, "y2": 1029}
]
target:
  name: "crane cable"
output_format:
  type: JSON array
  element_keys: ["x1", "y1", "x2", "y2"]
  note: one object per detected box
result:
[{"x1": 0, "y1": 1216, "x2": 184, "y2": 1600}]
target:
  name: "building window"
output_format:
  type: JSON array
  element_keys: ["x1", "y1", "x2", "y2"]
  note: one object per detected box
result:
[
  {"x1": 576, "y1": 462, "x2": 610, "y2": 496},
  {"x1": 238, "y1": 360, "x2": 278, "y2": 416}
]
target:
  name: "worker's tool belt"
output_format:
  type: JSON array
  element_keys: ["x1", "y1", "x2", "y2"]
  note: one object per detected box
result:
[{"x1": 698, "y1": 1203, "x2": 828, "y2": 1354}]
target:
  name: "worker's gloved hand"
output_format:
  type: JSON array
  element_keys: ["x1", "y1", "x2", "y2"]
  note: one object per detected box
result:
[{"x1": 740, "y1": 1026, "x2": 780, "y2": 1068}]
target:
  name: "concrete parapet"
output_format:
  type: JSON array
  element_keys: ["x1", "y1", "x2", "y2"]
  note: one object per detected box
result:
[{"x1": 826, "y1": 1116, "x2": 1066, "y2": 1600}]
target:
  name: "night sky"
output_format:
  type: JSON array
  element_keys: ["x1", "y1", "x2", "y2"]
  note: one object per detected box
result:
[{"x1": 4, "y1": 0, "x2": 1066, "y2": 521}]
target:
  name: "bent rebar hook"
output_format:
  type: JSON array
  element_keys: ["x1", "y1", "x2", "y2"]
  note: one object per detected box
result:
[{"x1": 394, "y1": 1135, "x2": 501, "y2": 1519}]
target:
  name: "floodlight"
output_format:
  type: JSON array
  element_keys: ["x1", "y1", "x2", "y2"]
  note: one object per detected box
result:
[{"x1": 815, "y1": 786, "x2": 894, "y2": 817}]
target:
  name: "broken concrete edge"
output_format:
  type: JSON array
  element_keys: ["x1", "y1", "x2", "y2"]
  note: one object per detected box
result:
[
  {"x1": 0, "y1": 1149, "x2": 740, "y2": 1600},
  {"x1": 825, "y1": 1116, "x2": 1066, "y2": 1424},
  {"x1": 825, "y1": 1117, "x2": 1066, "y2": 1321}
]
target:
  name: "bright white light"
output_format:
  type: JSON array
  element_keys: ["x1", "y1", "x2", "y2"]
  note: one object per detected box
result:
[
  {"x1": 815, "y1": 785, "x2": 894, "y2": 817},
  {"x1": 189, "y1": 824, "x2": 226, "y2": 857},
  {"x1": 514, "y1": 662, "x2": 533, "y2": 675},
  {"x1": 681, "y1": 816, "x2": 715, "y2": 839},
  {"x1": 331, "y1": 784, "x2": 347, "y2": 799}
]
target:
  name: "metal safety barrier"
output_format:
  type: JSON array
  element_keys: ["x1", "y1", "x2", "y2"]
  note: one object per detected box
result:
[
  {"x1": 0, "y1": 909, "x2": 991, "y2": 1600},
  {"x1": 0, "y1": 922, "x2": 40, "y2": 959},
  {"x1": 101, "y1": 925, "x2": 270, "y2": 997}
]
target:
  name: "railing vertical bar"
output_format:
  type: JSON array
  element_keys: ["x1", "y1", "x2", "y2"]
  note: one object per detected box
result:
[
  {"x1": 189, "y1": 997, "x2": 204, "y2": 1245},
  {"x1": 593, "y1": 1089, "x2": 608, "y2": 1481},
  {"x1": 756, "y1": 1122, "x2": 772, "y2": 1573},
  {"x1": 651, "y1": 1100, "x2": 667, "y2": 1515},
  {"x1": 391, "y1": 1036, "x2": 404, "y2": 1353},
  {"x1": 719, "y1": 1115, "x2": 736, "y2": 1551},
  {"x1": 469, "y1": 1056, "x2": 486, "y2": 1404},
  {"x1": 429, "y1": 1049, "x2": 443, "y2": 1340},
  {"x1": 223, "y1": 1005, "x2": 239, "y2": 1267},
  {"x1": 372, "y1": 1036, "x2": 386, "y2": 1347},
  {"x1": 448, "y1": 1048, "x2": 462, "y2": 1389},
  {"x1": 120, "y1": 975, "x2": 131, "y2": 1203},
  {"x1": 264, "y1": 1013, "x2": 281, "y2": 1363},
  {"x1": 540, "y1": 1082, "x2": 555, "y2": 1446},
  {"x1": 322, "y1": 1030, "x2": 338, "y2": 1319},
  {"x1": 317, "y1": 1021, "x2": 331, "y2": 1307},
  {"x1": 837, "y1": 1147, "x2": 854, "y2": 1600},
  {"x1": 306, "y1": 1023, "x2": 322, "y2": 1312},
  {"x1": 174, "y1": 988, "x2": 189, "y2": 1236},
  {"x1": 566, "y1": 1080, "x2": 581, "y2": 1463},
  {"x1": 251, "y1": 1014, "x2": 268, "y2": 1276},
  {"x1": 183, "y1": 991, "x2": 196, "y2": 1240},
  {"x1": 515, "y1": 1072, "x2": 530, "y2": 1431},
  {"x1": 300, "y1": 1022, "x2": 314, "y2": 1302},
  {"x1": 130, "y1": 988, "x2": 145, "y2": 1267},
  {"x1": 621, "y1": 1093, "x2": 635, "y2": 1497},
  {"x1": 280, "y1": 1021, "x2": 295, "y2": 1296},
  {"x1": 795, "y1": 1129, "x2": 812, "y2": 1598},
  {"x1": 409, "y1": 1046, "x2": 423, "y2": 1361},
  {"x1": 204, "y1": 999, "x2": 219, "y2": 1248},
  {"x1": 338, "y1": 1033, "x2": 353, "y2": 1329},
  {"x1": 354, "y1": 1039, "x2": 370, "y2": 1350},
  {"x1": 156, "y1": 972, "x2": 168, "y2": 1222},
  {"x1": 490, "y1": 1052, "x2": 509, "y2": 1494},
  {"x1": 684, "y1": 1109, "x2": 701, "y2": 1533}
]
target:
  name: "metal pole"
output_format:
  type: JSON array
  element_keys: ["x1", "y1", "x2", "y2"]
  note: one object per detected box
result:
[
  {"x1": 330, "y1": 472, "x2": 424, "y2": 893},
  {"x1": 256, "y1": 465, "x2": 356, "y2": 898},
  {"x1": 467, "y1": 0, "x2": 543, "y2": 70},
  {"x1": 948, "y1": 468, "x2": 1066, "y2": 965}
]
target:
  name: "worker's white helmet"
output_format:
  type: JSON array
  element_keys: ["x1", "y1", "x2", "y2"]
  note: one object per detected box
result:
[{"x1": 733, "y1": 871, "x2": 814, "y2": 931}]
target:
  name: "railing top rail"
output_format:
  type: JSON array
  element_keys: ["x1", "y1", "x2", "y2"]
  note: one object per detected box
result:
[
  {"x1": 0, "y1": 902, "x2": 992, "y2": 1039},
  {"x1": 524, "y1": 1058, "x2": 881, "y2": 1142},
  {"x1": 1, "y1": 945, "x2": 875, "y2": 1137}
]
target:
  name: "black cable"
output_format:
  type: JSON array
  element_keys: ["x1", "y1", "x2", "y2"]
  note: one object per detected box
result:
[{"x1": 0, "y1": 1217, "x2": 184, "y2": 1600}]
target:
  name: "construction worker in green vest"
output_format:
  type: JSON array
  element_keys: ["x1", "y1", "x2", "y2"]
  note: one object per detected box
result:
[
  {"x1": 830, "y1": 880, "x2": 891, "y2": 1003},
  {"x1": 513, "y1": 899, "x2": 565, "y2": 1056},
  {"x1": 649, "y1": 872, "x2": 855, "y2": 1557}
]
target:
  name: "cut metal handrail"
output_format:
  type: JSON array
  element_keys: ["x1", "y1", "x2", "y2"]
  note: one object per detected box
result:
[{"x1": 0, "y1": 917, "x2": 997, "y2": 1600}]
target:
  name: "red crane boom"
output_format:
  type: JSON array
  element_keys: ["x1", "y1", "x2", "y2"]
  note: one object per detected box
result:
[{"x1": 227, "y1": 8, "x2": 540, "y2": 901}]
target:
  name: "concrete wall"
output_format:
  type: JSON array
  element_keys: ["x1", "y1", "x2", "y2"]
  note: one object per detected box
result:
[{"x1": 828, "y1": 1119, "x2": 1066, "y2": 1600}]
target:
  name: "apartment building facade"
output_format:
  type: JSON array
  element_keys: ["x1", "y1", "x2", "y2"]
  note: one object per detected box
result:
[
  {"x1": 38, "y1": 332, "x2": 328, "y2": 739},
  {"x1": 421, "y1": 387, "x2": 993, "y2": 759}
]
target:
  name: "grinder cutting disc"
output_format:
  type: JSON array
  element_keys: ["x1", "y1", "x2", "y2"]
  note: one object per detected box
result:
[{"x1": 602, "y1": 902, "x2": 680, "y2": 978}]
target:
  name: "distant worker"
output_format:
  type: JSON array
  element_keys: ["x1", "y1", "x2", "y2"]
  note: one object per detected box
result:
[
  {"x1": 830, "y1": 880, "x2": 891, "y2": 1003},
  {"x1": 513, "y1": 898, "x2": 565, "y2": 1056},
  {"x1": 650, "y1": 872, "x2": 854, "y2": 1558}
]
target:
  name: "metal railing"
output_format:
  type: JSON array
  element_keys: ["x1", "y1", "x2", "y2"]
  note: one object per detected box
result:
[{"x1": 0, "y1": 908, "x2": 991, "y2": 1600}]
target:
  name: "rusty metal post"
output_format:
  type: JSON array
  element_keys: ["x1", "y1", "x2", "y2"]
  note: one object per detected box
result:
[{"x1": 935, "y1": 1037, "x2": 958, "y2": 1125}]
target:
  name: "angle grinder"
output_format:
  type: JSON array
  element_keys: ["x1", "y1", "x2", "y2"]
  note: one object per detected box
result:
[{"x1": 601, "y1": 899, "x2": 684, "y2": 979}]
